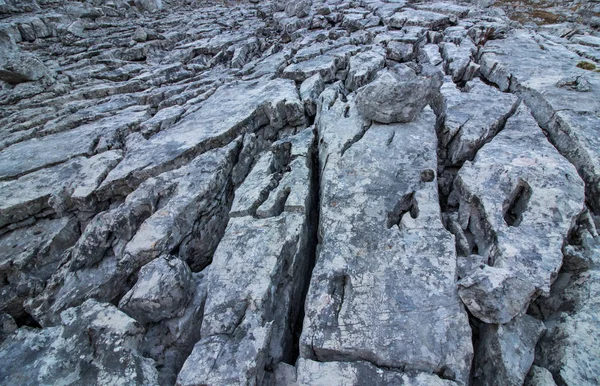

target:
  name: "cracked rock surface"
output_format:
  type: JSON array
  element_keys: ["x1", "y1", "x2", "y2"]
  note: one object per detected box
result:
[{"x1": 0, "y1": 0, "x2": 599, "y2": 385}]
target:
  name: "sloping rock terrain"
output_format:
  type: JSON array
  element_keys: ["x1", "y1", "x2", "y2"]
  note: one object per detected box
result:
[{"x1": 0, "y1": 0, "x2": 599, "y2": 385}]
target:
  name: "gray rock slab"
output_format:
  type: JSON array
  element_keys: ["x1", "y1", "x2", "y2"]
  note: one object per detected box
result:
[
  {"x1": 0, "y1": 217, "x2": 79, "y2": 319},
  {"x1": 294, "y1": 358, "x2": 458, "y2": 386},
  {"x1": 345, "y1": 49, "x2": 385, "y2": 91},
  {"x1": 27, "y1": 142, "x2": 239, "y2": 325},
  {"x1": 300, "y1": 93, "x2": 472, "y2": 384},
  {"x1": 0, "y1": 150, "x2": 123, "y2": 228},
  {"x1": 0, "y1": 106, "x2": 147, "y2": 181},
  {"x1": 177, "y1": 130, "x2": 316, "y2": 386},
  {"x1": 385, "y1": 9, "x2": 451, "y2": 29},
  {"x1": 455, "y1": 105, "x2": 585, "y2": 323},
  {"x1": 479, "y1": 30, "x2": 600, "y2": 213},
  {"x1": 438, "y1": 77, "x2": 519, "y2": 166},
  {"x1": 0, "y1": 299, "x2": 158, "y2": 385},
  {"x1": 98, "y1": 78, "x2": 304, "y2": 198},
  {"x1": 356, "y1": 64, "x2": 443, "y2": 123},
  {"x1": 524, "y1": 365, "x2": 557, "y2": 386},
  {"x1": 473, "y1": 315, "x2": 545, "y2": 386},
  {"x1": 534, "y1": 230, "x2": 600, "y2": 385},
  {"x1": 119, "y1": 255, "x2": 193, "y2": 324},
  {"x1": 142, "y1": 271, "x2": 207, "y2": 385}
]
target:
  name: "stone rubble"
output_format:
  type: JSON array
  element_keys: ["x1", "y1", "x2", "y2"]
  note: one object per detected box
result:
[{"x1": 0, "y1": 0, "x2": 599, "y2": 385}]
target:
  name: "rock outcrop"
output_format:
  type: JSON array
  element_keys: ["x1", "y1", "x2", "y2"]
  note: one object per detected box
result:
[{"x1": 0, "y1": 0, "x2": 599, "y2": 385}]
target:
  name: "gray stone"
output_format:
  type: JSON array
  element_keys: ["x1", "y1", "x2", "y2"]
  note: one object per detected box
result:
[
  {"x1": 524, "y1": 365, "x2": 557, "y2": 386},
  {"x1": 355, "y1": 64, "x2": 443, "y2": 123},
  {"x1": 282, "y1": 54, "x2": 344, "y2": 82},
  {"x1": 0, "y1": 106, "x2": 147, "y2": 181},
  {"x1": 177, "y1": 129, "x2": 316, "y2": 385},
  {"x1": 300, "y1": 93, "x2": 472, "y2": 385},
  {"x1": 386, "y1": 9, "x2": 451, "y2": 29},
  {"x1": 345, "y1": 49, "x2": 385, "y2": 91},
  {"x1": 299, "y1": 73, "x2": 325, "y2": 116},
  {"x1": 0, "y1": 217, "x2": 79, "y2": 319},
  {"x1": 438, "y1": 77, "x2": 520, "y2": 166},
  {"x1": 534, "y1": 230, "x2": 600, "y2": 385},
  {"x1": 478, "y1": 30, "x2": 600, "y2": 213},
  {"x1": 98, "y1": 78, "x2": 303, "y2": 198},
  {"x1": 0, "y1": 313, "x2": 16, "y2": 343},
  {"x1": 142, "y1": 272, "x2": 207, "y2": 386},
  {"x1": 0, "y1": 40, "x2": 50, "y2": 84},
  {"x1": 473, "y1": 315, "x2": 545, "y2": 386},
  {"x1": 0, "y1": 300, "x2": 158, "y2": 385},
  {"x1": 0, "y1": 151, "x2": 123, "y2": 229},
  {"x1": 386, "y1": 40, "x2": 414, "y2": 62},
  {"x1": 295, "y1": 358, "x2": 459, "y2": 386},
  {"x1": 455, "y1": 105, "x2": 585, "y2": 323},
  {"x1": 119, "y1": 255, "x2": 193, "y2": 324},
  {"x1": 27, "y1": 142, "x2": 240, "y2": 325}
]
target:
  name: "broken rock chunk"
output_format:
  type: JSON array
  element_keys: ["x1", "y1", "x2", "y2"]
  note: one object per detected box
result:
[
  {"x1": 355, "y1": 64, "x2": 443, "y2": 123},
  {"x1": 119, "y1": 255, "x2": 193, "y2": 324}
]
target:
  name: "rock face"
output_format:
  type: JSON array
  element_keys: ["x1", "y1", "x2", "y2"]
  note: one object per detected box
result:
[
  {"x1": 453, "y1": 105, "x2": 585, "y2": 324},
  {"x1": 355, "y1": 64, "x2": 443, "y2": 123},
  {"x1": 0, "y1": 300, "x2": 159, "y2": 385},
  {"x1": 0, "y1": 0, "x2": 599, "y2": 385},
  {"x1": 300, "y1": 92, "x2": 472, "y2": 384}
]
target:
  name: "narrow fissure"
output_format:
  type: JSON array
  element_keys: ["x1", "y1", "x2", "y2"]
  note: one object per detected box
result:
[{"x1": 286, "y1": 124, "x2": 321, "y2": 364}]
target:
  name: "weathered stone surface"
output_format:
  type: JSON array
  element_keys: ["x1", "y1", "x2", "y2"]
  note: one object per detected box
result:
[
  {"x1": 0, "y1": 107, "x2": 147, "y2": 181},
  {"x1": 119, "y1": 255, "x2": 193, "y2": 324},
  {"x1": 386, "y1": 9, "x2": 451, "y2": 29},
  {"x1": 524, "y1": 365, "x2": 557, "y2": 386},
  {"x1": 294, "y1": 358, "x2": 458, "y2": 386},
  {"x1": 0, "y1": 0, "x2": 598, "y2": 384},
  {"x1": 438, "y1": 77, "x2": 520, "y2": 166},
  {"x1": 27, "y1": 142, "x2": 239, "y2": 325},
  {"x1": 473, "y1": 315, "x2": 545, "y2": 386},
  {"x1": 479, "y1": 30, "x2": 600, "y2": 213},
  {"x1": 355, "y1": 64, "x2": 443, "y2": 123},
  {"x1": 0, "y1": 300, "x2": 158, "y2": 385},
  {"x1": 142, "y1": 271, "x2": 207, "y2": 385},
  {"x1": 300, "y1": 73, "x2": 325, "y2": 116},
  {"x1": 177, "y1": 129, "x2": 316, "y2": 385},
  {"x1": 454, "y1": 105, "x2": 585, "y2": 323},
  {"x1": 300, "y1": 93, "x2": 472, "y2": 384},
  {"x1": 0, "y1": 313, "x2": 17, "y2": 343},
  {"x1": 0, "y1": 151, "x2": 123, "y2": 228},
  {"x1": 345, "y1": 49, "x2": 385, "y2": 91},
  {"x1": 0, "y1": 217, "x2": 79, "y2": 320},
  {"x1": 99, "y1": 78, "x2": 303, "y2": 197},
  {"x1": 534, "y1": 229, "x2": 600, "y2": 385}
]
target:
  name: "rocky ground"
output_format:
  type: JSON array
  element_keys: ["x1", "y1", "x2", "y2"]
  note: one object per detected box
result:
[{"x1": 0, "y1": 0, "x2": 599, "y2": 385}]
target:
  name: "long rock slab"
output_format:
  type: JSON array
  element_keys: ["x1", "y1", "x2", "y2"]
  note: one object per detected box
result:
[{"x1": 299, "y1": 90, "x2": 472, "y2": 384}]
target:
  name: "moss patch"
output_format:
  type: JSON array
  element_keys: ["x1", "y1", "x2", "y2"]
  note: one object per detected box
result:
[{"x1": 577, "y1": 61, "x2": 597, "y2": 71}]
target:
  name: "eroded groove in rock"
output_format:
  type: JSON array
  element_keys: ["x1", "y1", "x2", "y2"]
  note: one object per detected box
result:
[{"x1": 177, "y1": 128, "x2": 318, "y2": 385}]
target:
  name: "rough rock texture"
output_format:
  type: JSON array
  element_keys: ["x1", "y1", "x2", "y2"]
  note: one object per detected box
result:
[
  {"x1": 0, "y1": 0, "x2": 599, "y2": 384},
  {"x1": 0, "y1": 299, "x2": 159, "y2": 385},
  {"x1": 453, "y1": 105, "x2": 585, "y2": 323},
  {"x1": 300, "y1": 92, "x2": 472, "y2": 384},
  {"x1": 473, "y1": 315, "x2": 545, "y2": 386},
  {"x1": 355, "y1": 64, "x2": 443, "y2": 123}
]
